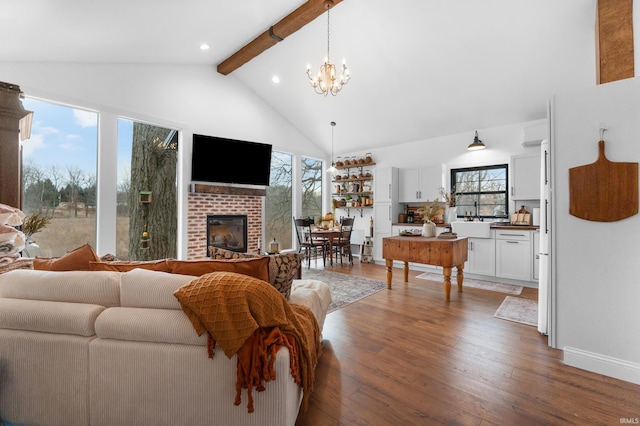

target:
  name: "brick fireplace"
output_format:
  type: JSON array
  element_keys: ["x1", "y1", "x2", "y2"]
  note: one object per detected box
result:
[{"x1": 186, "y1": 184, "x2": 265, "y2": 259}]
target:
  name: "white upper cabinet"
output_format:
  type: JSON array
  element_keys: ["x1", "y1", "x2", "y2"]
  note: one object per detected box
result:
[
  {"x1": 374, "y1": 166, "x2": 398, "y2": 203},
  {"x1": 398, "y1": 165, "x2": 444, "y2": 203},
  {"x1": 510, "y1": 154, "x2": 541, "y2": 200}
]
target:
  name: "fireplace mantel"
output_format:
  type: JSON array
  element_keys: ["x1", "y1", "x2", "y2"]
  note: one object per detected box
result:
[{"x1": 192, "y1": 183, "x2": 266, "y2": 197}]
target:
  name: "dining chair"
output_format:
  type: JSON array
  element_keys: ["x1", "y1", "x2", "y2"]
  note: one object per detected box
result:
[
  {"x1": 293, "y1": 217, "x2": 328, "y2": 268},
  {"x1": 333, "y1": 216, "x2": 354, "y2": 266}
]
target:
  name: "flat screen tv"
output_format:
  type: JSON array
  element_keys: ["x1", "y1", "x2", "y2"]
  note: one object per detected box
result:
[{"x1": 191, "y1": 134, "x2": 272, "y2": 186}]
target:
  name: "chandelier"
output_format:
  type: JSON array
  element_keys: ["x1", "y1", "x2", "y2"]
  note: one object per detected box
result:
[{"x1": 306, "y1": 0, "x2": 350, "y2": 96}]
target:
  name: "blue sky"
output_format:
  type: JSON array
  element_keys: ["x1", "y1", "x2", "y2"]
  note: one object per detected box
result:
[{"x1": 21, "y1": 97, "x2": 133, "y2": 185}]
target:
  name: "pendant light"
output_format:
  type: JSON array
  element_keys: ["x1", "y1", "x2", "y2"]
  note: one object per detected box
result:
[
  {"x1": 326, "y1": 121, "x2": 337, "y2": 173},
  {"x1": 467, "y1": 130, "x2": 486, "y2": 151}
]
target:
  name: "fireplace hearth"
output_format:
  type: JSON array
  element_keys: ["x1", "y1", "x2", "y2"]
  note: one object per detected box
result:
[{"x1": 206, "y1": 215, "x2": 248, "y2": 255}]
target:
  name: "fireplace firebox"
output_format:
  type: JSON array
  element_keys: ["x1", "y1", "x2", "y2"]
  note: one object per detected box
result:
[{"x1": 206, "y1": 215, "x2": 248, "y2": 256}]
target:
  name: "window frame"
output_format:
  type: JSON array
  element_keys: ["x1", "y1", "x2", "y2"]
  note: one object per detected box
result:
[{"x1": 450, "y1": 163, "x2": 509, "y2": 220}]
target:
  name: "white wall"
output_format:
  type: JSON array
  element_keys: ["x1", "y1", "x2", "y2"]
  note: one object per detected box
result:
[
  {"x1": 552, "y1": 76, "x2": 640, "y2": 384},
  {"x1": 0, "y1": 62, "x2": 323, "y2": 256}
]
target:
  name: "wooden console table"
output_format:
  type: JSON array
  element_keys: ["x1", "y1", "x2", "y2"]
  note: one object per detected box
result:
[{"x1": 382, "y1": 235, "x2": 468, "y2": 301}]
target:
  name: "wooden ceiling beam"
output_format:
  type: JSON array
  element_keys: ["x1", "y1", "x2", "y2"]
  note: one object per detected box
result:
[{"x1": 217, "y1": 0, "x2": 342, "y2": 75}]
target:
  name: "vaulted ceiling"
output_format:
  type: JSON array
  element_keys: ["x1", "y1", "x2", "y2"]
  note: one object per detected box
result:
[{"x1": 0, "y1": 0, "x2": 598, "y2": 155}]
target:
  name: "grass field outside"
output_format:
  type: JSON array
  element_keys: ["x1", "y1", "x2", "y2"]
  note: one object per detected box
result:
[{"x1": 28, "y1": 216, "x2": 130, "y2": 259}]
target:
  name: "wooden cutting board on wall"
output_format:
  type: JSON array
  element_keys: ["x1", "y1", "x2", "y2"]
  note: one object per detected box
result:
[{"x1": 569, "y1": 140, "x2": 638, "y2": 222}]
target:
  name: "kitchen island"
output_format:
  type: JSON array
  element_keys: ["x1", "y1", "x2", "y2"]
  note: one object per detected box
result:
[{"x1": 382, "y1": 235, "x2": 468, "y2": 301}]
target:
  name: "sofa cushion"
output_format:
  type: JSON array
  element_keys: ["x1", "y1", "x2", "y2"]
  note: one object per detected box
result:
[
  {"x1": 0, "y1": 269, "x2": 121, "y2": 307},
  {"x1": 208, "y1": 247, "x2": 303, "y2": 299},
  {"x1": 0, "y1": 298, "x2": 105, "y2": 336},
  {"x1": 88, "y1": 259, "x2": 171, "y2": 273},
  {"x1": 33, "y1": 243, "x2": 100, "y2": 271},
  {"x1": 167, "y1": 257, "x2": 270, "y2": 283},
  {"x1": 120, "y1": 269, "x2": 195, "y2": 309},
  {"x1": 94, "y1": 307, "x2": 207, "y2": 346}
]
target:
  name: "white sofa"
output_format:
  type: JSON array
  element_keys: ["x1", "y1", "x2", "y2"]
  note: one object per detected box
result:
[{"x1": 0, "y1": 268, "x2": 331, "y2": 426}]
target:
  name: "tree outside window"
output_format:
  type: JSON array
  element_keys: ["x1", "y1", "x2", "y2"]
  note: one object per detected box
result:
[
  {"x1": 265, "y1": 151, "x2": 293, "y2": 251},
  {"x1": 301, "y1": 156, "x2": 323, "y2": 222}
]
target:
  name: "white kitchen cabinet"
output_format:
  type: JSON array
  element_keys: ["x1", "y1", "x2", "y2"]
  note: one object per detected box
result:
[
  {"x1": 465, "y1": 237, "x2": 496, "y2": 276},
  {"x1": 511, "y1": 154, "x2": 541, "y2": 200},
  {"x1": 372, "y1": 167, "x2": 399, "y2": 262},
  {"x1": 374, "y1": 166, "x2": 398, "y2": 203},
  {"x1": 373, "y1": 202, "x2": 399, "y2": 262},
  {"x1": 398, "y1": 165, "x2": 444, "y2": 203},
  {"x1": 495, "y1": 229, "x2": 531, "y2": 281}
]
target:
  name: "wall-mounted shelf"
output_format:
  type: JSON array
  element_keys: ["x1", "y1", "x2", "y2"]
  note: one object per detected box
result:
[{"x1": 332, "y1": 160, "x2": 376, "y2": 217}]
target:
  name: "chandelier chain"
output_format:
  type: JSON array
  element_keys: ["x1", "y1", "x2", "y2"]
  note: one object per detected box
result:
[{"x1": 326, "y1": 7, "x2": 330, "y2": 63}]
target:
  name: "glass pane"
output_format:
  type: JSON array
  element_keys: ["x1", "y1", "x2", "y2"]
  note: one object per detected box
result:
[
  {"x1": 481, "y1": 168, "x2": 507, "y2": 191},
  {"x1": 455, "y1": 170, "x2": 480, "y2": 193},
  {"x1": 453, "y1": 164, "x2": 508, "y2": 218},
  {"x1": 265, "y1": 151, "x2": 293, "y2": 251},
  {"x1": 116, "y1": 118, "x2": 178, "y2": 261},
  {"x1": 301, "y1": 157, "x2": 323, "y2": 222},
  {"x1": 21, "y1": 98, "x2": 98, "y2": 257}
]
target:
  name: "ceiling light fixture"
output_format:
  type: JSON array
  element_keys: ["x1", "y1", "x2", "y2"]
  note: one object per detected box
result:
[
  {"x1": 306, "y1": 0, "x2": 350, "y2": 96},
  {"x1": 326, "y1": 121, "x2": 338, "y2": 173},
  {"x1": 468, "y1": 131, "x2": 486, "y2": 151}
]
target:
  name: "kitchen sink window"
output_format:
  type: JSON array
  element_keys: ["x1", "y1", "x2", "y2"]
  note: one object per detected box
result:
[{"x1": 451, "y1": 164, "x2": 508, "y2": 219}]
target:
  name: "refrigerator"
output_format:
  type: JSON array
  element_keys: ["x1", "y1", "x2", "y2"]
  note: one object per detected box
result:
[{"x1": 538, "y1": 138, "x2": 551, "y2": 335}]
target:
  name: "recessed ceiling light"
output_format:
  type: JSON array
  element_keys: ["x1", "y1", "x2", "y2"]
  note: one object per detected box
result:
[
  {"x1": 272, "y1": 75, "x2": 280, "y2": 84},
  {"x1": 200, "y1": 44, "x2": 210, "y2": 51}
]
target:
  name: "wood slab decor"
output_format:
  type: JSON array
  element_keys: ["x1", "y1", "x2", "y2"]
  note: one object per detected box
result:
[{"x1": 569, "y1": 140, "x2": 638, "y2": 222}]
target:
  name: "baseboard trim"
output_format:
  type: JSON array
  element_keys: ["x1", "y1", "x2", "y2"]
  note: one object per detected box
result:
[{"x1": 563, "y1": 346, "x2": 640, "y2": 385}]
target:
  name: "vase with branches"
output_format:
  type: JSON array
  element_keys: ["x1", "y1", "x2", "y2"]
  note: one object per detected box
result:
[
  {"x1": 439, "y1": 186, "x2": 458, "y2": 223},
  {"x1": 21, "y1": 214, "x2": 50, "y2": 257}
]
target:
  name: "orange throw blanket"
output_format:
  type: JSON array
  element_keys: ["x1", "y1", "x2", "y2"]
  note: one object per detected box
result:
[{"x1": 173, "y1": 271, "x2": 322, "y2": 413}]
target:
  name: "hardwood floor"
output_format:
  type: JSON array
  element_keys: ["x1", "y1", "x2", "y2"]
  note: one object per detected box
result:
[{"x1": 295, "y1": 261, "x2": 639, "y2": 426}]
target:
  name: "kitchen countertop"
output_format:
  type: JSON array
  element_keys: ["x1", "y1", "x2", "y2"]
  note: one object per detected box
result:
[{"x1": 393, "y1": 222, "x2": 539, "y2": 231}]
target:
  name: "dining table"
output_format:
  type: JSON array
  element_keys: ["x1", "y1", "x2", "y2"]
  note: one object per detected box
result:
[{"x1": 310, "y1": 227, "x2": 341, "y2": 266}]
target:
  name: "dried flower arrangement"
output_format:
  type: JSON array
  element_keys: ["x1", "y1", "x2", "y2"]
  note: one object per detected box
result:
[
  {"x1": 439, "y1": 186, "x2": 457, "y2": 207},
  {"x1": 418, "y1": 199, "x2": 443, "y2": 222},
  {"x1": 22, "y1": 214, "x2": 51, "y2": 238}
]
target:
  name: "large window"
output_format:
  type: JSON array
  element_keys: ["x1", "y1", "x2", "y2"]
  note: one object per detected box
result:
[
  {"x1": 21, "y1": 98, "x2": 98, "y2": 257},
  {"x1": 301, "y1": 156, "x2": 323, "y2": 221},
  {"x1": 451, "y1": 164, "x2": 508, "y2": 219},
  {"x1": 264, "y1": 153, "x2": 323, "y2": 252},
  {"x1": 265, "y1": 151, "x2": 293, "y2": 251}
]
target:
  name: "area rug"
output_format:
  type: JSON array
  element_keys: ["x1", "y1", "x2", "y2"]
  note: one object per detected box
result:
[
  {"x1": 301, "y1": 268, "x2": 386, "y2": 313},
  {"x1": 494, "y1": 296, "x2": 538, "y2": 327},
  {"x1": 415, "y1": 272, "x2": 523, "y2": 295}
]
